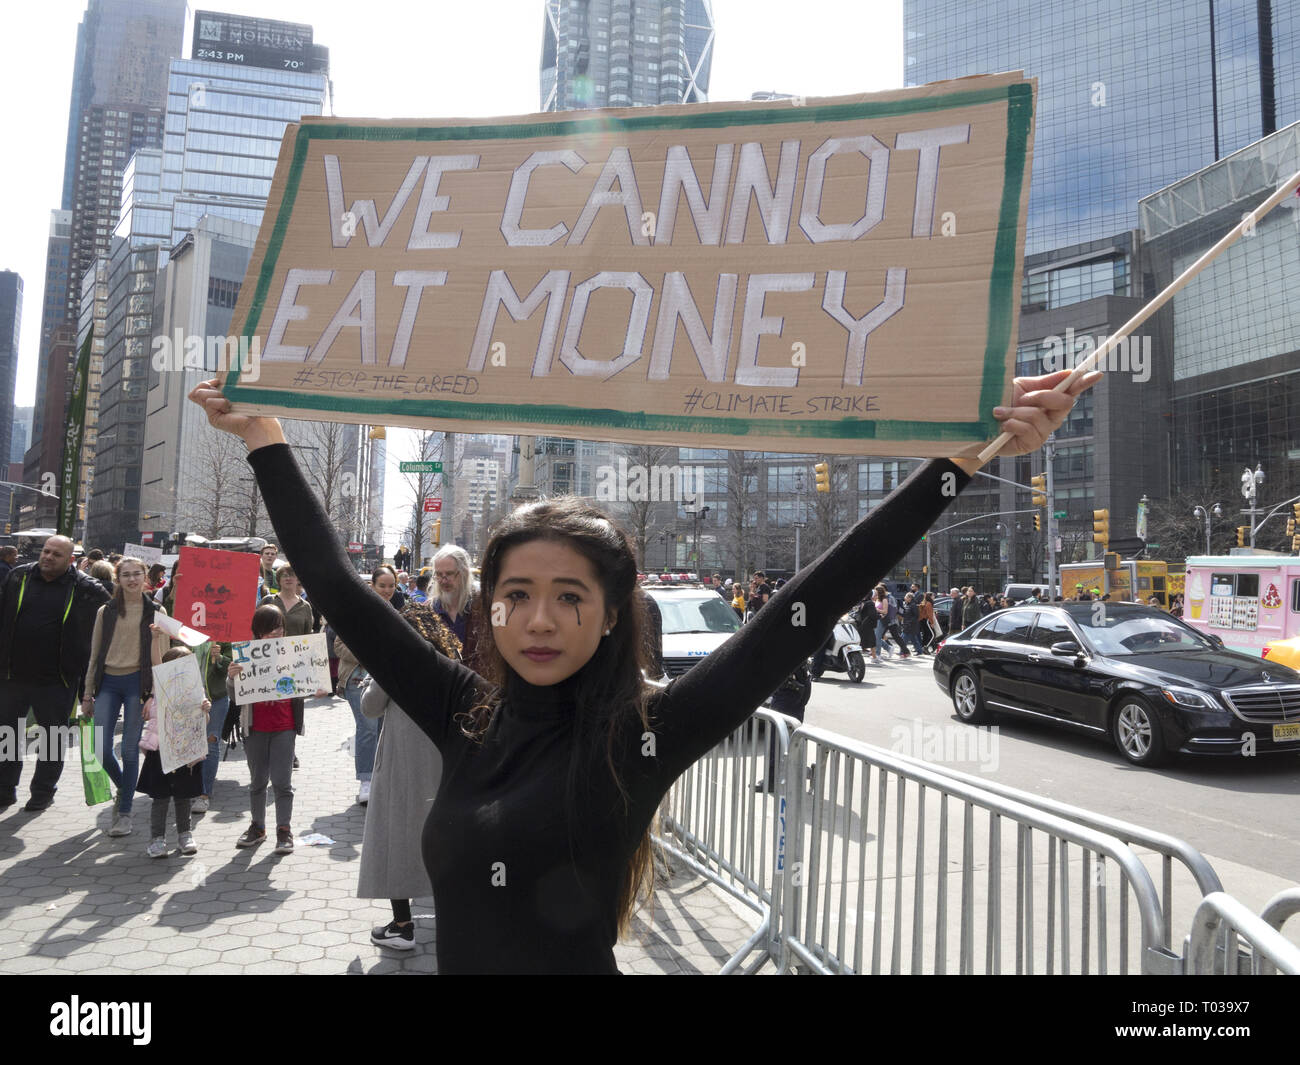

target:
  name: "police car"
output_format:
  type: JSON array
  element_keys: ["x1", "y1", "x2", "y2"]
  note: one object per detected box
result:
[{"x1": 642, "y1": 577, "x2": 740, "y2": 679}]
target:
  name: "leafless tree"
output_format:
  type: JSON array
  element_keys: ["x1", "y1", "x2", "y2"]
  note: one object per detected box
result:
[
  {"x1": 715, "y1": 450, "x2": 760, "y2": 579},
  {"x1": 179, "y1": 425, "x2": 255, "y2": 538},
  {"x1": 289, "y1": 419, "x2": 357, "y2": 532},
  {"x1": 604, "y1": 442, "x2": 674, "y2": 568}
]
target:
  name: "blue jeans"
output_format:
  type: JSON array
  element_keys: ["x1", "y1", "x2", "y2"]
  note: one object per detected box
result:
[
  {"x1": 201, "y1": 695, "x2": 229, "y2": 797},
  {"x1": 344, "y1": 673, "x2": 380, "y2": 782},
  {"x1": 93, "y1": 671, "x2": 144, "y2": 815}
]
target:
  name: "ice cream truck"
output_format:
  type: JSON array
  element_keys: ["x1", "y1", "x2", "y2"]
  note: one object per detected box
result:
[{"x1": 1181, "y1": 554, "x2": 1300, "y2": 656}]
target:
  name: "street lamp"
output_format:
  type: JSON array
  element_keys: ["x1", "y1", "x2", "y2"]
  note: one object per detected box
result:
[
  {"x1": 1192, "y1": 503, "x2": 1224, "y2": 556},
  {"x1": 1241, "y1": 464, "x2": 1265, "y2": 547},
  {"x1": 688, "y1": 505, "x2": 711, "y2": 573}
]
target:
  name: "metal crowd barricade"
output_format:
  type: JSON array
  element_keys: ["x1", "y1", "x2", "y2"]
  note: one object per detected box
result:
[
  {"x1": 872, "y1": 753, "x2": 1223, "y2": 951},
  {"x1": 1185, "y1": 892, "x2": 1300, "y2": 974},
  {"x1": 652, "y1": 715, "x2": 1300, "y2": 975},
  {"x1": 779, "y1": 725, "x2": 1178, "y2": 974},
  {"x1": 652, "y1": 709, "x2": 797, "y2": 974}
]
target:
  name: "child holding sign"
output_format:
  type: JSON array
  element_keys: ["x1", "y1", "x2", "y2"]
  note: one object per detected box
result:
[
  {"x1": 228, "y1": 604, "x2": 306, "y2": 854},
  {"x1": 137, "y1": 647, "x2": 212, "y2": 858}
]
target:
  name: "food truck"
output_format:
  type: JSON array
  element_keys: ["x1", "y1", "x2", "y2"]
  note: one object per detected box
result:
[
  {"x1": 1181, "y1": 554, "x2": 1300, "y2": 657},
  {"x1": 1058, "y1": 557, "x2": 1174, "y2": 606}
]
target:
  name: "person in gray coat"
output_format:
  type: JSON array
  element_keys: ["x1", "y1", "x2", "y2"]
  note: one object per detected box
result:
[{"x1": 359, "y1": 603, "x2": 463, "y2": 951}]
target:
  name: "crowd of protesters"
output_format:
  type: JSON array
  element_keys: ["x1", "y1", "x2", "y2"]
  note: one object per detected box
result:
[{"x1": 0, "y1": 532, "x2": 485, "y2": 954}]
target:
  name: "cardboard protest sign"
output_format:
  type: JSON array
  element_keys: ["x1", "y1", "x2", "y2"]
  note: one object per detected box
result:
[
  {"x1": 172, "y1": 547, "x2": 261, "y2": 642},
  {"x1": 230, "y1": 633, "x2": 331, "y2": 703},
  {"x1": 125, "y1": 543, "x2": 163, "y2": 566},
  {"x1": 224, "y1": 73, "x2": 1035, "y2": 457},
  {"x1": 152, "y1": 655, "x2": 208, "y2": 775}
]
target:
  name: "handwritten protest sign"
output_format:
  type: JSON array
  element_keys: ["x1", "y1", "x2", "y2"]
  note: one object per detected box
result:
[
  {"x1": 223, "y1": 73, "x2": 1035, "y2": 457},
  {"x1": 172, "y1": 547, "x2": 260, "y2": 642},
  {"x1": 152, "y1": 655, "x2": 208, "y2": 775},
  {"x1": 231, "y1": 633, "x2": 331, "y2": 703},
  {"x1": 125, "y1": 543, "x2": 163, "y2": 566}
]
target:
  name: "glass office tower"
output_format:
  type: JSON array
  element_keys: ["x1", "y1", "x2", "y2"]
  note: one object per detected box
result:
[
  {"x1": 541, "y1": 0, "x2": 715, "y2": 111},
  {"x1": 905, "y1": 0, "x2": 1299, "y2": 256}
]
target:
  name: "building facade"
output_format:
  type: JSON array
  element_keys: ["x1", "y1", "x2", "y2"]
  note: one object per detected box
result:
[
  {"x1": 903, "y1": 0, "x2": 1300, "y2": 585},
  {"x1": 541, "y1": 0, "x2": 714, "y2": 111}
]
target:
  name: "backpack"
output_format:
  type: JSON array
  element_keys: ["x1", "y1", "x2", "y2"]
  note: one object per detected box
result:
[{"x1": 886, "y1": 595, "x2": 899, "y2": 623}]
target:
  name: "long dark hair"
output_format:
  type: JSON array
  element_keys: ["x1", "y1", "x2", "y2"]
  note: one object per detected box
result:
[{"x1": 460, "y1": 496, "x2": 655, "y2": 934}]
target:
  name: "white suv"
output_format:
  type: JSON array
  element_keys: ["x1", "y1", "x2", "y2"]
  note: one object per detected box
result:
[{"x1": 643, "y1": 583, "x2": 741, "y2": 680}]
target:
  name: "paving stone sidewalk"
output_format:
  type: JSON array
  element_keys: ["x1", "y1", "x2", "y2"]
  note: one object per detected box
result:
[{"x1": 0, "y1": 700, "x2": 754, "y2": 975}]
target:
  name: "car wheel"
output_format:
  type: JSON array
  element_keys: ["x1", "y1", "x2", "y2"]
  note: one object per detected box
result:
[
  {"x1": 847, "y1": 651, "x2": 865, "y2": 683},
  {"x1": 1110, "y1": 696, "x2": 1167, "y2": 767},
  {"x1": 950, "y1": 668, "x2": 992, "y2": 725}
]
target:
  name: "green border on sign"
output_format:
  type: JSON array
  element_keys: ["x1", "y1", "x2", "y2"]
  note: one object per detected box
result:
[{"x1": 226, "y1": 83, "x2": 1033, "y2": 443}]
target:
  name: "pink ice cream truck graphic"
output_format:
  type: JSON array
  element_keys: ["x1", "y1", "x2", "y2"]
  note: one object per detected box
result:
[{"x1": 1182, "y1": 555, "x2": 1300, "y2": 656}]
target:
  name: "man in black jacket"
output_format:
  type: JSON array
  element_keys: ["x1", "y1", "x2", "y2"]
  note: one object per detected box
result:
[{"x1": 0, "y1": 536, "x2": 111, "y2": 810}]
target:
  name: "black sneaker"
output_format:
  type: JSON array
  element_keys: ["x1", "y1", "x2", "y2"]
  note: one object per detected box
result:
[
  {"x1": 24, "y1": 793, "x2": 53, "y2": 812},
  {"x1": 371, "y1": 921, "x2": 415, "y2": 950},
  {"x1": 236, "y1": 823, "x2": 266, "y2": 848}
]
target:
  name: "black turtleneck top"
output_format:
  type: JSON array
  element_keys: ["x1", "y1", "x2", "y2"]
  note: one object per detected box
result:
[{"x1": 247, "y1": 443, "x2": 969, "y2": 973}]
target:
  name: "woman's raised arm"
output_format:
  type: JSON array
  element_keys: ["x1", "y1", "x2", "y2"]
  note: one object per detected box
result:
[{"x1": 647, "y1": 369, "x2": 1100, "y2": 779}]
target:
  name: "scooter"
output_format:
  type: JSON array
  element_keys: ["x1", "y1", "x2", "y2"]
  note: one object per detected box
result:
[{"x1": 809, "y1": 614, "x2": 866, "y2": 682}]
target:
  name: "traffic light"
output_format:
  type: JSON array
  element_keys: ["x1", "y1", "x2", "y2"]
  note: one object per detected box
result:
[
  {"x1": 1031, "y1": 473, "x2": 1047, "y2": 507},
  {"x1": 433, "y1": 519, "x2": 441, "y2": 546},
  {"x1": 1034, "y1": 513, "x2": 1042, "y2": 532},
  {"x1": 814, "y1": 462, "x2": 830, "y2": 493},
  {"x1": 1237, "y1": 526, "x2": 1247, "y2": 547},
  {"x1": 1091, "y1": 509, "x2": 1109, "y2": 546}
]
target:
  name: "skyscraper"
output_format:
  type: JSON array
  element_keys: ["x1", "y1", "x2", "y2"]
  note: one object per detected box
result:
[
  {"x1": 905, "y1": 0, "x2": 1300, "y2": 255},
  {"x1": 541, "y1": 0, "x2": 715, "y2": 111},
  {"x1": 0, "y1": 272, "x2": 22, "y2": 522},
  {"x1": 88, "y1": 11, "x2": 332, "y2": 548},
  {"x1": 26, "y1": 0, "x2": 185, "y2": 536},
  {"x1": 903, "y1": 1, "x2": 1300, "y2": 579}
]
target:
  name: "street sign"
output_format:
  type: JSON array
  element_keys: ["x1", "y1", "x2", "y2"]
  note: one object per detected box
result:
[
  {"x1": 423, "y1": 498, "x2": 442, "y2": 513},
  {"x1": 346, "y1": 542, "x2": 363, "y2": 553},
  {"x1": 1053, "y1": 510, "x2": 1067, "y2": 519},
  {"x1": 400, "y1": 461, "x2": 443, "y2": 473},
  {"x1": 1146, "y1": 542, "x2": 1160, "y2": 549}
]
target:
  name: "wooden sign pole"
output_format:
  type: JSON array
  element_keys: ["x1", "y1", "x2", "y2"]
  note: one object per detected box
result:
[{"x1": 978, "y1": 168, "x2": 1300, "y2": 464}]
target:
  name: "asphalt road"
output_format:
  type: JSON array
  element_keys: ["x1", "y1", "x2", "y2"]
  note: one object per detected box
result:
[{"x1": 802, "y1": 652, "x2": 1300, "y2": 890}]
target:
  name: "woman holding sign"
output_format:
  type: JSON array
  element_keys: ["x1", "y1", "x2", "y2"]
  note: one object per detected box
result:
[
  {"x1": 189, "y1": 369, "x2": 1097, "y2": 974},
  {"x1": 83, "y1": 557, "x2": 172, "y2": 839}
]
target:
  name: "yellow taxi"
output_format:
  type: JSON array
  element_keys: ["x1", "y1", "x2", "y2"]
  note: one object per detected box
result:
[{"x1": 1261, "y1": 635, "x2": 1300, "y2": 668}]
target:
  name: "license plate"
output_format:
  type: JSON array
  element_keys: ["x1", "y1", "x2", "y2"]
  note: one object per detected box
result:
[{"x1": 1273, "y1": 723, "x2": 1300, "y2": 742}]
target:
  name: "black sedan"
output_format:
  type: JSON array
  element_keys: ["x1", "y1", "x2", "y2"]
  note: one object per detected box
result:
[{"x1": 932, "y1": 603, "x2": 1300, "y2": 766}]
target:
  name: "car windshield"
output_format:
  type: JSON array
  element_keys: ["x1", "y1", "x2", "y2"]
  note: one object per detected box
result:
[
  {"x1": 1075, "y1": 612, "x2": 1212, "y2": 655},
  {"x1": 656, "y1": 596, "x2": 742, "y2": 635}
]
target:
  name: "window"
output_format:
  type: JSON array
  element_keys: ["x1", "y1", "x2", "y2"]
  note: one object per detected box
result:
[
  {"x1": 1029, "y1": 613, "x2": 1074, "y2": 649},
  {"x1": 980, "y1": 610, "x2": 1035, "y2": 643},
  {"x1": 1292, "y1": 579, "x2": 1300, "y2": 614}
]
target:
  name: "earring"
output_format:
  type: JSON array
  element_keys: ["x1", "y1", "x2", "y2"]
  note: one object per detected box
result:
[{"x1": 603, "y1": 628, "x2": 611, "y2": 636}]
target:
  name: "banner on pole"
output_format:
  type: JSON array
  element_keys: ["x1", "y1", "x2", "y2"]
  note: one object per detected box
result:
[
  {"x1": 223, "y1": 73, "x2": 1035, "y2": 456},
  {"x1": 58, "y1": 334, "x2": 91, "y2": 537}
]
